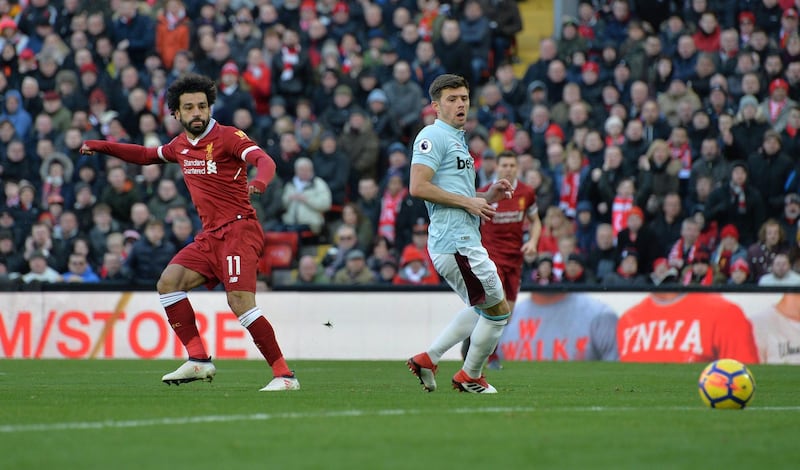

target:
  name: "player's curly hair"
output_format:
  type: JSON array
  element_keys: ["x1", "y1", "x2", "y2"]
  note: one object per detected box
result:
[
  {"x1": 166, "y1": 73, "x2": 217, "y2": 113},
  {"x1": 428, "y1": 74, "x2": 469, "y2": 102}
]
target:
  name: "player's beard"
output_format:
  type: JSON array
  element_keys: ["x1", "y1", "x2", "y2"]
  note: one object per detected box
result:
[{"x1": 180, "y1": 116, "x2": 209, "y2": 137}]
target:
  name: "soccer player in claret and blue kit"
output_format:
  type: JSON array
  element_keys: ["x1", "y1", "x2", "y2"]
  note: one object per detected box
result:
[{"x1": 81, "y1": 73, "x2": 299, "y2": 391}]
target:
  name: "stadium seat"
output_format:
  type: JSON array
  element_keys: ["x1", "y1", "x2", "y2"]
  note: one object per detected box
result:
[{"x1": 258, "y1": 231, "x2": 300, "y2": 275}]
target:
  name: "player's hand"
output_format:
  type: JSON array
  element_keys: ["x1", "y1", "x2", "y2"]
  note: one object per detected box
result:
[
  {"x1": 521, "y1": 240, "x2": 538, "y2": 258},
  {"x1": 248, "y1": 180, "x2": 267, "y2": 195},
  {"x1": 80, "y1": 143, "x2": 96, "y2": 155},
  {"x1": 486, "y1": 178, "x2": 514, "y2": 204},
  {"x1": 466, "y1": 197, "x2": 497, "y2": 221}
]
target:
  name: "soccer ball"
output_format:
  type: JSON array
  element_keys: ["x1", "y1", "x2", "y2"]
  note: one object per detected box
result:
[{"x1": 698, "y1": 359, "x2": 756, "y2": 409}]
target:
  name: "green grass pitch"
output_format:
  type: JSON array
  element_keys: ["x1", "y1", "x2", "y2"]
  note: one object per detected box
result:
[{"x1": 1, "y1": 360, "x2": 797, "y2": 469}]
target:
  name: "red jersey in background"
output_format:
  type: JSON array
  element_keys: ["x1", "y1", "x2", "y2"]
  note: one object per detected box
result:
[{"x1": 479, "y1": 180, "x2": 537, "y2": 269}]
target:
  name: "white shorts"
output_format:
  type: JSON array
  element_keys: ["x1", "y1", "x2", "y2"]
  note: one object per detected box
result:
[{"x1": 431, "y1": 245, "x2": 505, "y2": 309}]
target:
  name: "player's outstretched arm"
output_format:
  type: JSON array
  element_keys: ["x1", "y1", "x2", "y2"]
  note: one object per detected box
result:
[{"x1": 80, "y1": 140, "x2": 162, "y2": 165}]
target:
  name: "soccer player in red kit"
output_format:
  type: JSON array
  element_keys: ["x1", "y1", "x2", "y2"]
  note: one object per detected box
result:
[
  {"x1": 80, "y1": 74, "x2": 299, "y2": 391},
  {"x1": 462, "y1": 151, "x2": 541, "y2": 367}
]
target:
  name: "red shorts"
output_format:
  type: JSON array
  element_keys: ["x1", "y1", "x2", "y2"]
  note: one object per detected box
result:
[
  {"x1": 170, "y1": 217, "x2": 264, "y2": 292},
  {"x1": 495, "y1": 262, "x2": 522, "y2": 303}
]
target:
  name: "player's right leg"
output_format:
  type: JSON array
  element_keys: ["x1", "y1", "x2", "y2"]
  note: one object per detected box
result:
[{"x1": 157, "y1": 263, "x2": 215, "y2": 385}]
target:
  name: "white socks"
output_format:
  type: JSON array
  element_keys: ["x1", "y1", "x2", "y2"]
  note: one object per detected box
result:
[
  {"x1": 463, "y1": 316, "x2": 508, "y2": 378},
  {"x1": 427, "y1": 307, "x2": 479, "y2": 363}
]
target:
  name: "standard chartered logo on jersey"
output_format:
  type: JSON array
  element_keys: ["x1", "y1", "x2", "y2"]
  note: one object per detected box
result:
[{"x1": 182, "y1": 142, "x2": 218, "y2": 175}]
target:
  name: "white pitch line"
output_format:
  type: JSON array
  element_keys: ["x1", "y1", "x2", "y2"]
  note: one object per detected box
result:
[{"x1": 2, "y1": 405, "x2": 799, "y2": 434}]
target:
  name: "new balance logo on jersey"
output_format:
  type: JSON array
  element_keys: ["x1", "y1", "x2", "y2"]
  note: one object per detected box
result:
[
  {"x1": 457, "y1": 156, "x2": 473, "y2": 170},
  {"x1": 229, "y1": 276, "x2": 239, "y2": 283}
]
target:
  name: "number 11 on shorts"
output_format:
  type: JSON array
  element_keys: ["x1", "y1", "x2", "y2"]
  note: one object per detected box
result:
[{"x1": 227, "y1": 255, "x2": 241, "y2": 276}]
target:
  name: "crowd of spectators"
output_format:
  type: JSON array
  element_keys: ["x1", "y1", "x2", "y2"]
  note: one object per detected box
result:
[{"x1": 2, "y1": 0, "x2": 800, "y2": 290}]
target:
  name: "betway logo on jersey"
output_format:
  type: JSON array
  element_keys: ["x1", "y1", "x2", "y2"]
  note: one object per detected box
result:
[{"x1": 457, "y1": 156, "x2": 474, "y2": 170}]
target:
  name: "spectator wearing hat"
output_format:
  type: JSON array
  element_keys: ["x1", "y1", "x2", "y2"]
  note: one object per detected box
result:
[
  {"x1": 319, "y1": 84, "x2": 357, "y2": 135},
  {"x1": 562, "y1": 252, "x2": 592, "y2": 284},
  {"x1": 758, "y1": 78, "x2": 797, "y2": 133},
  {"x1": 0, "y1": 16, "x2": 29, "y2": 56},
  {"x1": 366, "y1": 88, "x2": 402, "y2": 153},
  {"x1": 39, "y1": 150, "x2": 74, "y2": 210},
  {"x1": 725, "y1": 94, "x2": 771, "y2": 161},
  {"x1": 327, "y1": 1, "x2": 359, "y2": 44},
  {"x1": 332, "y1": 248, "x2": 377, "y2": 285},
  {"x1": 705, "y1": 160, "x2": 765, "y2": 246},
  {"x1": 747, "y1": 129, "x2": 793, "y2": 219},
  {"x1": 727, "y1": 257, "x2": 752, "y2": 285},
  {"x1": 41, "y1": 90, "x2": 71, "y2": 134},
  {"x1": 393, "y1": 244, "x2": 438, "y2": 285},
  {"x1": 213, "y1": 60, "x2": 254, "y2": 127},
  {"x1": 557, "y1": 15, "x2": 588, "y2": 66},
  {"x1": 602, "y1": 248, "x2": 649, "y2": 286},
  {"x1": 712, "y1": 223, "x2": 748, "y2": 278},
  {"x1": 616, "y1": 205, "x2": 659, "y2": 275},
  {"x1": 738, "y1": 11, "x2": 757, "y2": 44},
  {"x1": 682, "y1": 247, "x2": 720, "y2": 285},
  {"x1": 0, "y1": 89, "x2": 32, "y2": 139}
]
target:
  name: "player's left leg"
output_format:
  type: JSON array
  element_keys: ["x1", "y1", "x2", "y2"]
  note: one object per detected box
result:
[
  {"x1": 227, "y1": 290, "x2": 299, "y2": 392},
  {"x1": 158, "y1": 263, "x2": 216, "y2": 385}
]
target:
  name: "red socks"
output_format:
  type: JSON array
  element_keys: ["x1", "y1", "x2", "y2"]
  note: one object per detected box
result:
[
  {"x1": 165, "y1": 297, "x2": 209, "y2": 360},
  {"x1": 246, "y1": 316, "x2": 292, "y2": 377}
]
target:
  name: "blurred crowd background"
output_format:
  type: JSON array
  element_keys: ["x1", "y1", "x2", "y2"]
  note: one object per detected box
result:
[{"x1": 2, "y1": 0, "x2": 800, "y2": 289}]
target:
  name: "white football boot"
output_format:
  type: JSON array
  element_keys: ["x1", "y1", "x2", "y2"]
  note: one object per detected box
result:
[
  {"x1": 161, "y1": 359, "x2": 216, "y2": 385},
  {"x1": 259, "y1": 375, "x2": 300, "y2": 392}
]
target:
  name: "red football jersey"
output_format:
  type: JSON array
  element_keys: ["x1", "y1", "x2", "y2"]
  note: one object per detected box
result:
[
  {"x1": 479, "y1": 180, "x2": 537, "y2": 268},
  {"x1": 157, "y1": 122, "x2": 260, "y2": 231},
  {"x1": 617, "y1": 293, "x2": 759, "y2": 363}
]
